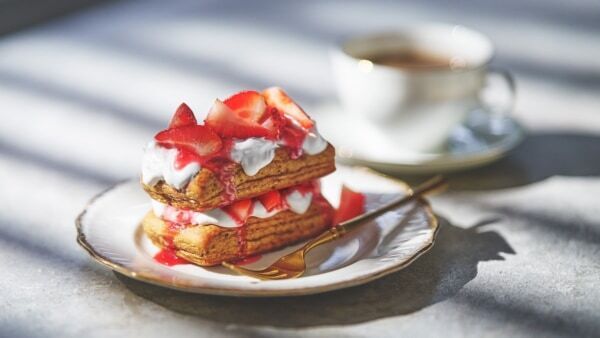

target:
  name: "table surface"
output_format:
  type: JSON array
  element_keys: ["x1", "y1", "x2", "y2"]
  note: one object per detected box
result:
[{"x1": 1, "y1": 1, "x2": 599, "y2": 337}]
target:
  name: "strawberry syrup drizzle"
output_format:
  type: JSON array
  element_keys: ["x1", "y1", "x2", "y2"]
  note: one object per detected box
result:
[
  {"x1": 203, "y1": 158, "x2": 238, "y2": 204},
  {"x1": 219, "y1": 161, "x2": 238, "y2": 204},
  {"x1": 154, "y1": 248, "x2": 189, "y2": 266},
  {"x1": 278, "y1": 119, "x2": 308, "y2": 159},
  {"x1": 170, "y1": 139, "x2": 240, "y2": 206},
  {"x1": 236, "y1": 225, "x2": 248, "y2": 258},
  {"x1": 222, "y1": 201, "x2": 254, "y2": 258},
  {"x1": 153, "y1": 221, "x2": 191, "y2": 266}
]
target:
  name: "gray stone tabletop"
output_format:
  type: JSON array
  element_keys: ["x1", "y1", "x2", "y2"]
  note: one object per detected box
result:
[{"x1": 1, "y1": 1, "x2": 599, "y2": 337}]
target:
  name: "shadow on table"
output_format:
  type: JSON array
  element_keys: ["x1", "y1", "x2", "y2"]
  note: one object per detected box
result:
[
  {"x1": 390, "y1": 132, "x2": 600, "y2": 191},
  {"x1": 117, "y1": 216, "x2": 514, "y2": 327}
]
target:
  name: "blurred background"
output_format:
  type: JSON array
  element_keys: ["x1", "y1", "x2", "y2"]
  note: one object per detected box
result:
[{"x1": 1, "y1": 1, "x2": 599, "y2": 337}]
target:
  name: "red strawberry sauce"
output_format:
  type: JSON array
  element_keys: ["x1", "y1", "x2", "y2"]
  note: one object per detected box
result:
[
  {"x1": 205, "y1": 159, "x2": 238, "y2": 204},
  {"x1": 172, "y1": 139, "x2": 240, "y2": 203},
  {"x1": 236, "y1": 225, "x2": 248, "y2": 258},
  {"x1": 154, "y1": 248, "x2": 189, "y2": 266},
  {"x1": 154, "y1": 221, "x2": 191, "y2": 266},
  {"x1": 279, "y1": 124, "x2": 307, "y2": 159}
]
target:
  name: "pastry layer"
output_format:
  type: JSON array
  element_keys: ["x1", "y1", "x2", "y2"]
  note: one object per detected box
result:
[
  {"x1": 143, "y1": 198, "x2": 333, "y2": 266},
  {"x1": 142, "y1": 144, "x2": 335, "y2": 211}
]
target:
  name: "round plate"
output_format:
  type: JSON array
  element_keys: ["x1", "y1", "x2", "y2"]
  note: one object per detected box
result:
[
  {"x1": 313, "y1": 103, "x2": 524, "y2": 174},
  {"x1": 76, "y1": 166, "x2": 438, "y2": 297}
]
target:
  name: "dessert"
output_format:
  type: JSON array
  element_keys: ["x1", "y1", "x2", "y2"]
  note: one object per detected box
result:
[{"x1": 141, "y1": 88, "x2": 337, "y2": 266}]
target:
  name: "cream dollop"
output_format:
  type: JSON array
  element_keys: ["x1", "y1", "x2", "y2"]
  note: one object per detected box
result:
[
  {"x1": 302, "y1": 126, "x2": 328, "y2": 155},
  {"x1": 141, "y1": 141, "x2": 200, "y2": 189},
  {"x1": 229, "y1": 137, "x2": 277, "y2": 176},
  {"x1": 152, "y1": 190, "x2": 315, "y2": 228},
  {"x1": 285, "y1": 191, "x2": 313, "y2": 214},
  {"x1": 142, "y1": 125, "x2": 327, "y2": 186}
]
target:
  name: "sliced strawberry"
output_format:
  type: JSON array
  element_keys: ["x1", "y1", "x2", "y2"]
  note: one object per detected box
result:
[
  {"x1": 155, "y1": 125, "x2": 222, "y2": 159},
  {"x1": 168, "y1": 103, "x2": 197, "y2": 128},
  {"x1": 205, "y1": 99, "x2": 274, "y2": 139},
  {"x1": 258, "y1": 190, "x2": 283, "y2": 212},
  {"x1": 223, "y1": 91, "x2": 269, "y2": 123},
  {"x1": 222, "y1": 199, "x2": 254, "y2": 225},
  {"x1": 333, "y1": 185, "x2": 365, "y2": 224},
  {"x1": 262, "y1": 87, "x2": 314, "y2": 130},
  {"x1": 174, "y1": 147, "x2": 202, "y2": 170}
]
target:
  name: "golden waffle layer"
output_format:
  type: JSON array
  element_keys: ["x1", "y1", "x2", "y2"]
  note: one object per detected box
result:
[
  {"x1": 143, "y1": 145, "x2": 335, "y2": 211},
  {"x1": 143, "y1": 198, "x2": 333, "y2": 266}
]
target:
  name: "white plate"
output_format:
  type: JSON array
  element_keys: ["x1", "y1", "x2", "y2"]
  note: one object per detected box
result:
[
  {"x1": 76, "y1": 166, "x2": 438, "y2": 297},
  {"x1": 313, "y1": 103, "x2": 525, "y2": 174}
]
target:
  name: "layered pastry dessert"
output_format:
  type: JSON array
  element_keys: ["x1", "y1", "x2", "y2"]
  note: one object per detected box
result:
[{"x1": 141, "y1": 88, "x2": 337, "y2": 266}]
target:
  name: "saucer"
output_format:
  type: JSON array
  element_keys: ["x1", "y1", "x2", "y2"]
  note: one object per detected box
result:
[
  {"x1": 312, "y1": 103, "x2": 525, "y2": 174},
  {"x1": 76, "y1": 166, "x2": 438, "y2": 297}
]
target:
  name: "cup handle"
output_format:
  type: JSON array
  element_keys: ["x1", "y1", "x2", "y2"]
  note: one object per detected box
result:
[{"x1": 483, "y1": 68, "x2": 516, "y2": 115}]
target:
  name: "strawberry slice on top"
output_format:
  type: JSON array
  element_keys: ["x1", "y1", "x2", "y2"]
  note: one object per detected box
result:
[
  {"x1": 223, "y1": 91, "x2": 270, "y2": 123},
  {"x1": 155, "y1": 125, "x2": 222, "y2": 160},
  {"x1": 205, "y1": 97, "x2": 275, "y2": 139},
  {"x1": 262, "y1": 87, "x2": 314, "y2": 130},
  {"x1": 168, "y1": 103, "x2": 197, "y2": 128}
]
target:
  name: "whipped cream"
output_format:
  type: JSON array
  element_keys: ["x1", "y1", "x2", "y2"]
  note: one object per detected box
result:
[
  {"x1": 285, "y1": 191, "x2": 313, "y2": 214},
  {"x1": 301, "y1": 126, "x2": 328, "y2": 155},
  {"x1": 152, "y1": 190, "x2": 314, "y2": 228},
  {"x1": 230, "y1": 126, "x2": 328, "y2": 176},
  {"x1": 142, "y1": 125, "x2": 328, "y2": 187},
  {"x1": 141, "y1": 141, "x2": 200, "y2": 189},
  {"x1": 229, "y1": 137, "x2": 277, "y2": 176}
]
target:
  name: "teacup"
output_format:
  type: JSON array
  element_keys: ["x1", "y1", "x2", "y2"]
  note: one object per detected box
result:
[{"x1": 330, "y1": 23, "x2": 514, "y2": 153}]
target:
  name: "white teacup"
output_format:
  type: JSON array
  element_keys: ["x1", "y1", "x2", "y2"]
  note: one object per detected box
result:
[{"x1": 330, "y1": 23, "x2": 514, "y2": 153}]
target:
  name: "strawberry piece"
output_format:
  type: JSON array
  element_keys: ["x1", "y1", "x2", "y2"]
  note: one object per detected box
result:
[
  {"x1": 258, "y1": 190, "x2": 283, "y2": 212},
  {"x1": 222, "y1": 199, "x2": 254, "y2": 225},
  {"x1": 155, "y1": 125, "x2": 222, "y2": 158},
  {"x1": 174, "y1": 147, "x2": 202, "y2": 170},
  {"x1": 223, "y1": 91, "x2": 269, "y2": 123},
  {"x1": 262, "y1": 87, "x2": 314, "y2": 130},
  {"x1": 168, "y1": 103, "x2": 197, "y2": 128},
  {"x1": 333, "y1": 185, "x2": 365, "y2": 224},
  {"x1": 205, "y1": 99, "x2": 274, "y2": 139}
]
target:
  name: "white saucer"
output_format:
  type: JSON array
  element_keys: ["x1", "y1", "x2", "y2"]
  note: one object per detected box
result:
[
  {"x1": 312, "y1": 103, "x2": 525, "y2": 174},
  {"x1": 76, "y1": 166, "x2": 438, "y2": 297}
]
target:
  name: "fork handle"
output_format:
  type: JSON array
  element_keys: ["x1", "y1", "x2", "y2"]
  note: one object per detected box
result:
[{"x1": 304, "y1": 176, "x2": 447, "y2": 252}]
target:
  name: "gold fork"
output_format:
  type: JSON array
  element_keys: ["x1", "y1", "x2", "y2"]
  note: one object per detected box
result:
[{"x1": 222, "y1": 175, "x2": 447, "y2": 280}]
